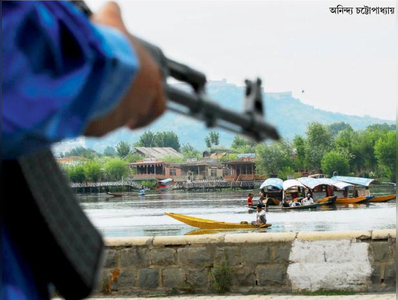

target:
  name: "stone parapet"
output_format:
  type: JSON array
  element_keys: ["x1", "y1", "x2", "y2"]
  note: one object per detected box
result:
[{"x1": 99, "y1": 229, "x2": 396, "y2": 296}]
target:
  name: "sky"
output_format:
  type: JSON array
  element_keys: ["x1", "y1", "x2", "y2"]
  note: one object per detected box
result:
[{"x1": 87, "y1": 0, "x2": 396, "y2": 121}]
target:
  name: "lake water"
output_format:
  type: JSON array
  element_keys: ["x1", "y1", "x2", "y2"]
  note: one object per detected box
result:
[{"x1": 79, "y1": 188, "x2": 396, "y2": 237}]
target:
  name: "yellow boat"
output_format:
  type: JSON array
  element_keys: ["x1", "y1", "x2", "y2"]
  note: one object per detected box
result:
[
  {"x1": 335, "y1": 196, "x2": 369, "y2": 205},
  {"x1": 370, "y1": 194, "x2": 396, "y2": 202},
  {"x1": 165, "y1": 212, "x2": 271, "y2": 229}
]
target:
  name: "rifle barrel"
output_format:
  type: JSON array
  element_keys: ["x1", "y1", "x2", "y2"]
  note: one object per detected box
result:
[{"x1": 166, "y1": 86, "x2": 280, "y2": 141}]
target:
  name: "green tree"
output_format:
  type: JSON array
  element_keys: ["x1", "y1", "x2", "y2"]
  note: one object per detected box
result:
[
  {"x1": 255, "y1": 141, "x2": 294, "y2": 176},
  {"x1": 181, "y1": 143, "x2": 201, "y2": 160},
  {"x1": 136, "y1": 131, "x2": 156, "y2": 147},
  {"x1": 64, "y1": 165, "x2": 86, "y2": 183},
  {"x1": 104, "y1": 158, "x2": 130, "y2": 181},
  {"x1": 205, "y1": 131, "x2": 220, "y2": 148},
  {"x1": 321, "y1": 151, "x2": 349, "y2": 177},
  {"x1": 305, "y1": 122, "x2": 334, "y2": 171},
  {"x1": 374, "y1": 131, "x2": 396, "y2": 182},
  {"x1": 64, "y1": 146, "x2": 99, "y2": 159},
  {"x1": 329, "y1": 122, "x2": 352, "y2": 136},
  {"x1": 293, "y1": 135, "x2": 306, "y2": 171},
  {"x1": 355, "y1": 125, "x2": 391, "y2": 173},
  {"x1": 231, "y1": 135, "x2": 256, "y2": 153},
  {"x1": 84, "y1": 161, "x2": 102, "y2": 182},
  {"x1": 209, "y1": 131, "x2": 220, "y2": 145},
  {"x1": 205, "y1": 136, "x2": 211, "y2": 148},
  {"x1": 104, "y1": 146, "x2": 117, "y2": 157},
  {"x1": 154, "y1": 131, "x2": 181, "y2": 151},
  {"x1": 116, "y1": 141, "x2": 131, "y2": 158}
]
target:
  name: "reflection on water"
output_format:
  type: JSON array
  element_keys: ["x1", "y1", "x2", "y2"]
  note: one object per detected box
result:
[{"x1": 79, "y1": 189, "x2": 396, "y2": 237}]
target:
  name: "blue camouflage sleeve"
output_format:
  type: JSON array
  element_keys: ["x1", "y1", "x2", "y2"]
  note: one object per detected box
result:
[{"x1": 2, "y1": 1, "x2": 139, "y2": 159}]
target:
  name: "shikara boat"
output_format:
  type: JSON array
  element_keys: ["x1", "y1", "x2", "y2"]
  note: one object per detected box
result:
[
  {"x1": 259, "y1": 178, "x2": 284, "y2": 206},
  {"x1": 315, "y1": 195, "x2": 337, "y2": 205},
  {"x1": 369, "y1": 194, "x2": 396, "y2": 202},
  {"x1": 335, "y1": 196, "x2": 371, "y2": 205},
  {"x1": 331, "y1": 176, "x2": 395, "y2": 203},
  {"x1": 281, "y1": 202, "x2": 329, "y2": 210},
  {"x1": 165, "y1": 212, "x2": 271, "y2": 229}
]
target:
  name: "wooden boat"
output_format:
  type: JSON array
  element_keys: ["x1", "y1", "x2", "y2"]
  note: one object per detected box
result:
[
  {"x1": 369, "y1": 194, "x2": 396, "y2": 202},
  {"x1": 315, "y1": 196, "x2": 337, "y2": 205},
  {"x1": 281, "y1": 202, "x2": 329, "y2": 210},
  {"x1": 107, "y1": 192, "x2": 124, "y2": 197},
  {"x1": 165, "y1": 212, "x2": 271, "y2": 229},
  {"x1": 335, "y1": 196, "x2": 370, "y2": 205}
]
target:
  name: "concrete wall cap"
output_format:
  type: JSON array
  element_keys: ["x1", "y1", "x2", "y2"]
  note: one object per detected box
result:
[
  {"x1": 296, "y1": 230, "x2": 372, "y2": 241},
  {"x1": 105, "y1": 237, "x2": 153, "y2": 247},
  {"x1": 224, "y1": 232, "x2": 297, "y2": 243},
  {"x1": 152, "y1": 234, "x2": 225, "y2": 246},
  {"x1": 371, "y1": 229, "x2": 396, "y2": 240}
]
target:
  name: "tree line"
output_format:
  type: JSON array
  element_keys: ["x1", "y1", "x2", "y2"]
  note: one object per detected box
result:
[{"x1": 60, "y1": 123, "x2": 396, "y2": 183}]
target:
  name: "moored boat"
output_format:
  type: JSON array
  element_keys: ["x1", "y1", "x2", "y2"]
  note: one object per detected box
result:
[
  {"x1": 165, "y1": 212, "x2": 271, "y2": 229},
  {"x1": 281, "y1": 202, "x2": 329, "y2": 210},
  {"x1": 335, "y1": 196, "x2": 370, "y2": 205},
  {"x1": 315, "y1": 195, "x2": 337, "y2": 205},
  {"x1": 369, "y1": 194, "x2": 396, "y2": 202}
]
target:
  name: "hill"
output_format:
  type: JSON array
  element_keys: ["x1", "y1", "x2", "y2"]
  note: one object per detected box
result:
[{"x1": 79, "y1": 80, "x2": 394, "y2": 152}]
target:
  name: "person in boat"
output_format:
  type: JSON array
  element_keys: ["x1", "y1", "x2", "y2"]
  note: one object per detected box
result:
[
  {"x1": 352, "y1": 187, "x2": 359, "y2": 198},
  {"x1": 251, "y1": 204, "x2": 267, "y2": 226},
  {"x1": 247, "y1": 193, "x2": 254, "y2": 206},
  {"x1": 281, "y1": 198, "x2": 290, "y2": 208},
  {"x1": 301, "y1": 193, "x2": 314, "y2": 205},
  {"x1": 290, "y1": 199, "x2": 301, "y2": 207}
]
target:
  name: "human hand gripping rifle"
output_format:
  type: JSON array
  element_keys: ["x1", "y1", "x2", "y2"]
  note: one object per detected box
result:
[{"x1": 73, "y1": 1, "x2": 280, "y2": 142}]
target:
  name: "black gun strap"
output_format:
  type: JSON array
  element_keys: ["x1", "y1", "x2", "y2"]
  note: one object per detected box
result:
[{"x1": 4, "y1": 150, "x2": 104, "y2": 300}]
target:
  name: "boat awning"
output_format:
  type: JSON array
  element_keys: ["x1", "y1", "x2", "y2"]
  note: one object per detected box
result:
[
  {"x1": 297, "y1": 177, "x2": 325, "y2": 190},
  {"x1": 331, "y1": 176, "x2": 375, "y2": 187},
  {"x1": 283, "y1": 179, "x2": 305, "y2": 191},
  {"x1": 260, "y1": 178, "x2": 283, "y2": 190},
  {"x1": 318, "y1": 178, "x2": 353, "y2": 190},
  {"x1": 160, "y1": 178, "x2": 173, "y2": 184}
]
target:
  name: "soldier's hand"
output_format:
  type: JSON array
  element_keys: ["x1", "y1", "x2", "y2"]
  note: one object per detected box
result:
[{"x1": 84, "y1": 1, "x2": 165, "y2": 136}]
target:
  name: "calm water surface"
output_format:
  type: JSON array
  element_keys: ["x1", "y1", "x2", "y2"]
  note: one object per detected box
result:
[{"x1": 79, "y1": 188, "x2": 396, "y2": 237}]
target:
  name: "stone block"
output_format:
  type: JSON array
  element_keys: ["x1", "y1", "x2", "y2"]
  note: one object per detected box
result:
[
  {"x1": 178, "y1": 247, "x2": 213, "y2": 268},
  {"x1": 272, "y1": 244, "x2": 291, "y2": 264},
  {"x1": 256, "y1": 265, "x2": 286, "y2": 286},
  {"x1": 139, "y1": 268, "x2": 159, "y2": 289},
  {"x1": 215, "y1": 246, "x2": 242, "y2": 267},
  {"x1": 371, "y1": 242, "x2": 390, "y2": 263},
  {"x1": 371, "y1": 264, "x2": 383, "y2": 284},
  {"x1": 104, "y1": 250, "x2": 118, "y2": 268},
  {"x1": 384, "y1": 263, "x2": 396, "y2": 285},
  {"x1": 162, "y1": 268, "x2": 186, "y2": 288},
  {"x1": 186, "y1": 268, "x2": 209, "y2": 288},
  {"x1": 241, "y1": 245, "x2": 271, "y2": 265},
  {"x1": 230, "y1": 267, "x2": 255, "y2": 287},
  {"x1": 117, "y1": 268, "x2": 137, "y2": 288},
  {"x1": 150, "y1": 248, "x2": 177, "y2": 266},
  {"x1": 120, "y1": 247, "x2": 149, "y2": 268}
]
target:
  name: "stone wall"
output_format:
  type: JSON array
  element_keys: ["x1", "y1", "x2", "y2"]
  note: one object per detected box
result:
[{"x1": 98, "y1": 229, "x2": 396, "y2": 296}]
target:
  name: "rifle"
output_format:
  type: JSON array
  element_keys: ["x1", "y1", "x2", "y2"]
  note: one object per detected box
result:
[{"x1": 72, "y1": 0, "x2": 280, "y2": 142}]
